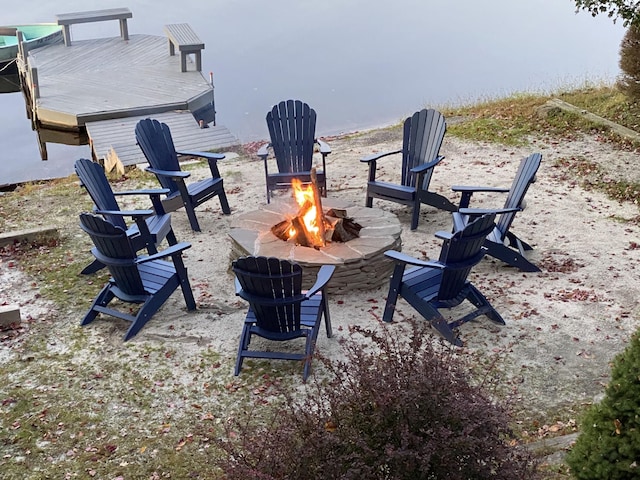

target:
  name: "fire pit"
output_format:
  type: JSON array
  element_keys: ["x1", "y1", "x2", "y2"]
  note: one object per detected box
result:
[{"x1": 229, "y1": 197, "x2": 402, "y2": 294}]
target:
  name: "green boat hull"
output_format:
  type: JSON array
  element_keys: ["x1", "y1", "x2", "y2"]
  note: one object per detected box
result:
[{"x1": 0, "y1": 24, "x2": 63, "y2": 75}]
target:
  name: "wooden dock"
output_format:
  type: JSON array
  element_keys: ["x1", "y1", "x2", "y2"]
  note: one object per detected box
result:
[
  {"x1": 86, "y1": 110, "x2": 239, "y2": 167},
  {"x1": 16, "y1": 9, "x2": 239, "y2": 163}
]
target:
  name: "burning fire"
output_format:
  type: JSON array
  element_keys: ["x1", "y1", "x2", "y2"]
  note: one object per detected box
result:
[
  {"x1": 271, "y1": 167, "x2": 361, "y2": 248},
  {"x1": 289, "y1": 178, "x2": 324, "y2": 244}
]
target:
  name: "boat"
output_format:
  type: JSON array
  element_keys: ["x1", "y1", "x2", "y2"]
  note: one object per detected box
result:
[{"x1": 0, "y1": 24, "x2": 63, "y2": 75}]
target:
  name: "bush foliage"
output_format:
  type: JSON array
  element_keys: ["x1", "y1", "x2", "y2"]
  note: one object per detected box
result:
[
  {"x1": 566, "y1": 330, "x2": 640, "y2": 479},
  {"x1": 618, "y1": 25, "x2": 640, "y2": 100},
  {"x1": 217, "y1": 322, "x2": 538, "y2": 480}
]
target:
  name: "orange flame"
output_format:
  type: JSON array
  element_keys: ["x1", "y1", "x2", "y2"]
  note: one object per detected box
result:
[{"x1": 289, "y1": 178, "x2": 323, "y2": 243}]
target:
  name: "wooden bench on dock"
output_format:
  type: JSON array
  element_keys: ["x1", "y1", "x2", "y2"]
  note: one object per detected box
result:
[
  {"x1": 56, "y1": 7, "x2": 133, "y2": 46},
  {"x1": 163, "y1": 23, "x2": 204, "y2": 72}
]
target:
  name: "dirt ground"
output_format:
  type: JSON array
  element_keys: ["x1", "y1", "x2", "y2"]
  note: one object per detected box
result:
[{"x1": 2, "y1": 124, "x2": 640, "y2": 441}]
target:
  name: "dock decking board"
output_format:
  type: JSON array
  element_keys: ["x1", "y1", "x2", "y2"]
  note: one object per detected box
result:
[
  {"x1": 86, "y1": 111, "x2": 239, "y2": 167},
  {"x1": 24, "y1": 34, "x2": 215, "y2": 127},
  {"x1": 16, "y1": 22, "x2": 241, "y2": 165}
]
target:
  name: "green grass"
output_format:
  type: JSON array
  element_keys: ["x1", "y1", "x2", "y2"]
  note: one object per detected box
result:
[{"x1": 441, "y1": 84, "x2": 640, "y2": 149}]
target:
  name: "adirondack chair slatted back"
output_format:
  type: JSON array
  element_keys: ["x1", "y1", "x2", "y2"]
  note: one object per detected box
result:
[
  {"x1": 79, "y1": 213, "x2": 146, "y2": 296},
  {"x1": 496, "y1": 153, "x2": 542, "y2": 237},
  {"x1": 75, "y1": 159, "x2": 128, "y2": 230},
  {"x1": 267, "y1": 100, "x2": 317, "y2": 174},
  {"x1": 135, "y1": 118, "x2": 182, "y2": 194},
  {"x1": 233, "y1": 256, "x2": 305, "y2": 333},
  {"x1": 437, "y1": 213, "x2": 496, "y2": 301},
  {"x1": 401, "y1": 109, "x2": 446, "y2": 189}
]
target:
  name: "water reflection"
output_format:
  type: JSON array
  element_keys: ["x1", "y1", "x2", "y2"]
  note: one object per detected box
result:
[{"x1": 0, "y1": 75, "x2": 20, "y2": 94}]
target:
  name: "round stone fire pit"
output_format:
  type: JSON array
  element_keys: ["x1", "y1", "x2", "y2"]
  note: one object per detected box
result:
[{"x1": 229, "y1": 198, "x2": 402, "y2": 294}]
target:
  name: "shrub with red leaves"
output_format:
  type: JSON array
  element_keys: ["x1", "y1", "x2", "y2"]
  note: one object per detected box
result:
[{"x1": 217, "y1": 321, "x2": 538, "y2": 480}]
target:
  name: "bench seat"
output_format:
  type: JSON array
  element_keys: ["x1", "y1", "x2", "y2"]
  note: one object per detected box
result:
[
  {"x1": 56, "y1": 7, "x2": 133, "y2": 46},
  {"x1": 163, "y1": 23, "x2": 204, "y2": 72}
]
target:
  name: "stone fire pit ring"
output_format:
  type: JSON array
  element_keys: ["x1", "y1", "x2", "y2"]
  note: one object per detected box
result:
[{"x1": 229, "y1": 198, "x2": 402, "y2": 294}]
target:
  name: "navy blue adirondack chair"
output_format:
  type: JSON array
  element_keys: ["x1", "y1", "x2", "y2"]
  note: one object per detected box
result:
[
  {"x1": 135, "y1": 118, "x2": 231, "y2": 232},
  {"x1": 233, "y1": 256, "x2": 335, "y2": 381},
  {"x1": 74, "y1": 158, "x2": 177, "y2": 274},
  {"x1": 257, "y1": 100, "x2": 331, "y2": 203},
  {"x1": 361, "y1": 109, "x2": 457, "y2": 230},
  {"x1": 79, "y1": 213, "x2": 196, "y2": 341},
  {"x1": 451, "y1": 153, "x2": 542, "y2": 272},
  {"x1": 383, "y1": 213, "x2": 504, "y2": 346}
]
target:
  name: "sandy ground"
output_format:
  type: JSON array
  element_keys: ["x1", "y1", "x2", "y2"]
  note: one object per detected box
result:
[{"x1": 2, "y1": 125, "x2": 640, "y2": 427}]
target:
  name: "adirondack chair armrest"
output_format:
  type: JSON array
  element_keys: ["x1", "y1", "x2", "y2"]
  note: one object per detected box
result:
[
  {"x1": 135, "y1": 242, "x2": 192, "y2": 264},
  {"x1": 451, "y1": 185, "x2": 511, "y2": 194},
  {"x1": 316, "y1": 139, "x2": 331, "y2": 156},
  {"x1": 361, "y1": 149, "x2": 402, "y2": 182},
  {"x1": 114, "y1": 188, "x2": 171, "y2": 197},
  {"x1": 452, "y1": 185, "x2": 512, "y2": 208},
  {"x1": 434, "y1": 230, "x2": 454, "y2": 241},
  {"x1": 305, "y1": 265, "x2": 336, "y2": 298},
  {"x1": 384, "y1": 250, "x2": 443, "y2": 269},
  {"x1": 177, "y1": 151, "x2": 226, "y2": 178},
  {"x1": 146, "y1": 167, "x2": 191, "y2": 180},
  {"x1": 360, "y1": 149, "x2": 402, "y2": 163},
  {"x1": 113, "y1": 188, "x2": 170, "y2": 214},
  {"x1": 257, "y1": 143, "x2": 271, "y2": 160},
  {"x1": 410, "y1": 155, "x2": 445, "y2": 174},
  {"x1": 176, "y1": 150, "x2": 225, "y2": 161},
  {"x1": 94, "y1": 208, "x2": 155, "y2": 218},
  {"x1": 458, "y1": 206, "x2": 521, "y2": 217}
]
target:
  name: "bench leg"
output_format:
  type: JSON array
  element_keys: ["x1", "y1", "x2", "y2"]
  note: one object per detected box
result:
[
  {"x1": 180, "y1": 53, "x2": 187, "y2": 72},
  {"x1": 62, "y1": 26, "x2": 72, "y2": 46},
  {"x1": 119, "y1": 19, "x2": 129, "y2": 41},
  {"x1": 168, "y1": 40, "x2": 175, "y2": 56},
  {"x1": 195, "y1": 52, "x2": 201, "y2": 71}
]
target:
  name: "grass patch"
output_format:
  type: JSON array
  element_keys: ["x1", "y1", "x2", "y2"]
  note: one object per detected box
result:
[
  {"x1": 442, "y1": 86, "x2": 628, "y2": 147},
  {"x1": 553, "y1": 156, "x2": 640, "y2": 206}
]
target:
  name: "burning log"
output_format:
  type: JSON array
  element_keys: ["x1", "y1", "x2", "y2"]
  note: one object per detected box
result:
[{"x1": 310, "y1": 169, "x2": 326, "y2": 245}]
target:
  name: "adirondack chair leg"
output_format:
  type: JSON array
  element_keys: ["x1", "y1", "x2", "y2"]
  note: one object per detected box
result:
[
  {"x1": 458, "y1": 191, "x2": 474, "y2": 209},
  {"x1": 383, "y1": 264, "x2": 405, "y2": 322},
  {"x1": 410, "y1": 201, "x2": 421, "y2": 230},
  {"x1": 171, "y1": 255, "x2": 196, "y2": 310},
  {"x1": 465, "y1": 285, "x2": 505, "y2": 325},
  {"x1": 80, "y1": 259, "x2": 105, "y2": 275},
  {"x1": 124, "y1": 299, "x2": 156, "y2": 341},
  {"x1": 302, "y1": 336, "x2": 314, "y2": 382},
  {"x1": 429, "y1": 313, "x2": 464, "y2": 347},
  {"x1": 81, "y1": 286, "x2": 115, "y2": 325},
  {"x1": 145, "y1": 242, "x2": 159, "y2": 255},
  {"x1": 485, "y1": 242, "x2": 541, "y2": 273},
  {"x1": 184, "y1": 204, "x2": 202, "y2": 232},
  {"x1": 322, "y1": 295, "x2": 333, "y2": 338},
  {"x1": 166, "y1": 228, "x2": 178, "y2": 246},
  {"x1": 219, "y1": 190, "x2": 231, "y2": 215},
  {"x1": 506, "y1": 231, "x2": 534, "y2": 252},
  {"x1": 365, "y1": 196, "x2": 373, "y2": 208},
  {"x1": 234, "y1": 323, "x2": 252, "y2": 375},
  {"x1": 419, "y1": 191, "x2": 458, "y2": 213}
]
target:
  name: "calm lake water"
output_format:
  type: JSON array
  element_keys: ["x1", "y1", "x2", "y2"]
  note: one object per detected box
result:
[{"x1": 0, "y1": 0, "x2": 625, "y2": 186}]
